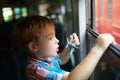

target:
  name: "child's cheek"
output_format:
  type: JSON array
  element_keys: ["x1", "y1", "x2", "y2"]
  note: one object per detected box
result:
[
  {"x1": 46, "y1": 45, "x2": 55, "y2": 53},
  {"x1": 42, "y1": 41, "x2": 56, "y2": 55}
]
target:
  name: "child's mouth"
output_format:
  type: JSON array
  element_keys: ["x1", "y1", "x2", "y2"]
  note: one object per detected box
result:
[{"x1": 56, "y1": 48, "x2": 59, "y2": 52}]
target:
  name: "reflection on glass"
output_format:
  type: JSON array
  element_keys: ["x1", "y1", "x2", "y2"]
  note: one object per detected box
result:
[
  {"x1": 100, "y1": 0, "x2": 104, "y2": 16},
  {"x1": 108, "y1": 0, "x2": 112, "y2": 19},
  {"x1": 58, "y1": 15, "x2": 64, "y2": 24},
  {"x1": 2, "y1": 7, "x2": 13, "y2": 22},
  {"x1": 61, "y1": 5, "x2": 65, "y2": 14},
  {"x1": 51, "y1": 14, "x2": 56, "y2": 19},
  {"x1": 14, "y1": 7, "x2": 21, "y2": 19},
  {"x1": 21, "y1": 7, "x2": 28, "y2": 17},
  {"x1": 38, "y1": 4, "x2": 49, "y2": 16},
  {"x1": 95, "y1": 0, "x2": 120, "y2": 45}
]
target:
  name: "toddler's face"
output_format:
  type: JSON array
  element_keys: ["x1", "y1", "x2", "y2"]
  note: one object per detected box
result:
[{"x1": 36, "y1": 27, "x2": 59, "y2": 57}]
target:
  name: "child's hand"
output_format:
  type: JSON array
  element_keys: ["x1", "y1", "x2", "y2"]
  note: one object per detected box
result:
[
  {"x1": 95, "y1": 34, "x2": 116, "y2": 51},
  {"x1": 69, "y1": 33, "x2": 80, "y2": 46}
]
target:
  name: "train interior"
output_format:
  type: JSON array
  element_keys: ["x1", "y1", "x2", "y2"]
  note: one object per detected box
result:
[{"x1": 0, "y1": 0, "x2": 120, "y2": 80}]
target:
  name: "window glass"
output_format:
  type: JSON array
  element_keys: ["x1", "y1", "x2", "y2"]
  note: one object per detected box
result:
[
  {"x1": 100, "y1": 0, "x2": 104, "y2": 16},
  {"x1": 108, "y1": 0, "x2": 112, "y2": 19},
  {"x1": 2, "y1": 7, "x2": 13, "y2": 22},
  {"x1": 21, "y1": 7, "x2": 28, "y2": 17},
  {"x1": 14, "y1": 7, "x2": 21, "y2": 19}
]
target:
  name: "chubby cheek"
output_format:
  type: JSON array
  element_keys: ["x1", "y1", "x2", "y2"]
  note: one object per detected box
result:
[
  {"x1": 40, "y1": 43, "x2": 57, "y2": 56},
  {"x1": 45, "y1": 44, "x2": 57, "y2": 54}
]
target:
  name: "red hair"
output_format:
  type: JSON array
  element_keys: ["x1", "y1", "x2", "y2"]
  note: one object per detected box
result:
[{"x1": 13, "y1": 16, "x2": 54, "y2": 51}]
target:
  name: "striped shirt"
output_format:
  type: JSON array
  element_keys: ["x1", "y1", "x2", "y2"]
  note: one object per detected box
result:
[{"x1": 26, "y1": 55, "x2": 66, "y2": 80}]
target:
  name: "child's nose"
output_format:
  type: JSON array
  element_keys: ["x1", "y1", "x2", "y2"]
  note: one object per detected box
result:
[{"x1": 56, "y1": 38, "x2": 59, "y2": 43}]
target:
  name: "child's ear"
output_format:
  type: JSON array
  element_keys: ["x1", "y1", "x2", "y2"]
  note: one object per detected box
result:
[{"x1": 28, "y1": 42, "x2": 38, "y2": 53}]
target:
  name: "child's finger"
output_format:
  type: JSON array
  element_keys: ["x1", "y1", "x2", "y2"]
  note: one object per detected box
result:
[
  {"x1": 74, "y1": 40, "x2": 80, "y2": 45},
  {"x1": 72, "y1": 33, "x2": 77, "y2": 38},
  {"x1": 73, "y1": 33, "x2": 79, "y2": 40},
  {"x1": 69, "y1": 35, "x2": 74, "y2": 42},
  {"x1": 73, "y1": 33, "x2": 77, "y2": 36},
  {"x1": 112, "y1": 40, "x2": 117, "y2": 45}
]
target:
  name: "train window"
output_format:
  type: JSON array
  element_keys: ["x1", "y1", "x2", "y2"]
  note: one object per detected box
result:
[
  {"x1": 100, "y1": 0, "x2": 104, "y2": 17},
  {"x1": 2, "y1": 7, "x2": 13, "y2": 22},
  {"x1": 50, "y1": 14, "x2": 57, "y2": 19},
  {"x1": 95, "y1": 0, "x2": 120, "y2": 45},
  {"x1": 87, "y1": 27, "x2": 120, "y2": 80},
  {"x1": 21, "y1": 7, "x2": 28, "y2": 17},
  {"x1": 38, "y1": 4, "x2": 49, "y2": 16},
  {"x1": 91, "y1": 0, "x2": 120, "y2": 79},
  {"x1": 108, "y1": 0, "x2": 112, "y2": 19},
  {"x1": 61, "y1": 5, "x2": 65, "y2": 14},
  {"x1": 14, "y1": 7, "x2": 21, "y2": 19}
]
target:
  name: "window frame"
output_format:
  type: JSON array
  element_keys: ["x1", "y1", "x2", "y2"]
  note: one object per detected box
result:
[{"x1": 88, "y1": 0, "x2": 120, "y2": 79}]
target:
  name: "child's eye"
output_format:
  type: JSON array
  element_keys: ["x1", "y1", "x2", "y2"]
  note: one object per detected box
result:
[
  {"x1": 48, "y1": 34, "x2": 55, "y2": 40},
  {"x1": 49, "y1": 37, "x2": 53, "y2": 40},
  {"x1": 49, "y1": 36, "x2": 54, "y2": 40}
]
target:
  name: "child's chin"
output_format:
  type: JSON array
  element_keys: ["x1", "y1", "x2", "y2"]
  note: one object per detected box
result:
[{"x1": 50, "y1": 53, "x2": 57, "y2": 57}]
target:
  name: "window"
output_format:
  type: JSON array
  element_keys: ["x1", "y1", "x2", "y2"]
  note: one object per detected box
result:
[
  {"x1": 100, "y1": 0, "x2": 104, "y2": 16},
  {"x1": 2, "y1": 7, "x2": 13, "y2": 22},
  {"x1": 14, "y1": 7, "x2": 21, "y2": 19},
  {"x1": 21, "y1": 7, "x2": 28, "y2": 17},
  {"x1": 108, "y1": 0, "x2": 112, "y2": 19}
]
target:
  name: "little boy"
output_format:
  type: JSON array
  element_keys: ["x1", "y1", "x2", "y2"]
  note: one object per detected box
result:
[{"x1": 13, "y1": 16, "x2": 115, "y2": 80}]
